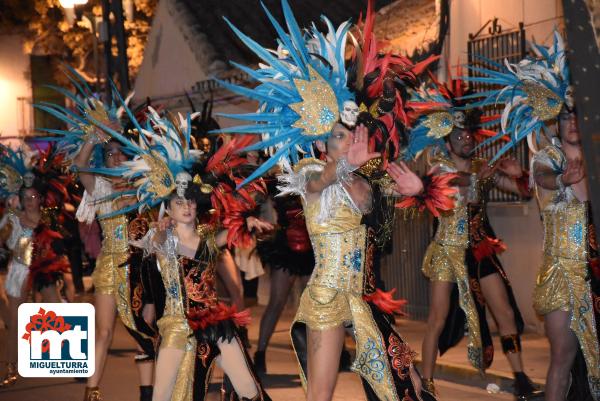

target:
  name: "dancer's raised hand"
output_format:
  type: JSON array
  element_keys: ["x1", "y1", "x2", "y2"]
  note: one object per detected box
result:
[
  {"x1": 347, "y1": 124, "x2": 380, "y2": 167},
  {"x1": 387, "y1": 161, "x2": 424, "y2": 196}
]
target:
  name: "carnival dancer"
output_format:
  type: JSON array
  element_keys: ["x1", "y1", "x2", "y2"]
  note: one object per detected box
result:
[
  {"x1": 465, "y1": 30, "x2": 600, "y2": 401},
  {"x1": 213, "y1": 1, "x2": 441, "y2": 400},
  {"x1": 394, "y1": 71, "x2": 543, "y2": 399},
  {"x1": 533, "y1": 108, "x2": 600, "y2": 401},
  {"x1": 36, "y1": 72, "x2": 159, "y2": 401},
  {"x1": 0, "y1": 145, "x2": 72, "y2": 387},
  {"x1": 79, "y1": 105, "x2": 273, "y2": 401},
  {"x1": 186, "y1": 97, "x2": 252, "y2": 347}
]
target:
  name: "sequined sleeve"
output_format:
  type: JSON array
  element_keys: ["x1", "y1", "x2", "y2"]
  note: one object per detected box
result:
[
  {"x1": 276, "y1": 159, "x2": 325, "y2": 201},
  {"x1": 531, "y1": 144, "x2": 574, "y2": 211},
  {"x1": 76, "y1": 177, "x2": 113, "y2": 224},
  {"x1": 129, "y1": 227, "x2": 169, "y2": 257},
  {"x1": 278, "y1": 158, "x2": 363, "y2": 224},
  {"x1": 1, "y1": 213, "x2": 22, "y2": 250}
]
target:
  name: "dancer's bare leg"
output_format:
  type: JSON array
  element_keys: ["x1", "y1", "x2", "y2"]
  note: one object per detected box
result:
[
  {"x1": 152, "y1": 347, "x2": 185, "y2": 401},
  {"x1": 421, "y1": 280, "x2": 453, "y2": 379},
  {"x1": 137, "y1": 303, "x2": 156, "y2": 386},
  {"x1": 257, "y1": 268, "x2": 295, "y2": 352},
  {"x1": 306, "y1": 325, "x2": 345, "y2": 401},
  {"x1": 62, "y1": 272, "x2": 76, "y2": 302},
  {"x1": 39, "y1": 284, "x2": 62, "y2": 303},
  {"x1": 217, "y1": 339, "x2": 259, "y2": 398},
  {"x1": 544, "y1": 310, "x2": 578, "y2": 401},
  {"x1": 216, "y1": 249, "x2": 244, "y2": 310},
  {"x1": 1, "y1": 279, "x2": 28, "y2": 386},
  {"x1": 86, "y1": 294, "x2": 117, "y2": 387},
  {"x1": 479, "y1": 273, "x2": 522, "y2": 371},
  {"x1": 5, "y1": 292, "x2": 27, "y2": 365}
]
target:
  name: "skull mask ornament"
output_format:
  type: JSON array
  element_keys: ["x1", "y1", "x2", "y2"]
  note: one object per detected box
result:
[
  {"x1": 452, "y1": 111, "x2": 466, "y2": 129},
  {"x1": 564, "y1": 85, "x2": 575, "y2": 111},
  {"x1": 23, "y1": 172, "x2": 35, "y2": 188},
  {"x1": 340, "y1": 100, "x2": 359, "y2": 128},
  {"x1": 175, "y1": 172, "x2": 192, "y2": 198}
]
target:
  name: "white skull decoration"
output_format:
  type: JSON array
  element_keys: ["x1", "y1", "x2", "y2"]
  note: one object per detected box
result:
[
  {"x1": 452, "y1": 111, "x2": 466, "y2": 129},
  {"x1": 564, "y1": 85, "x2": 575, "y2": 110},
  {"x1": 23, "y1": 172, "x2": 35, "y2": 188},
  {"x1": 340, "y1": 100, "x2": 359, "y2": 127},
  {"x1": 175, "y1": 172, "x2": 192, "y2": 198}
]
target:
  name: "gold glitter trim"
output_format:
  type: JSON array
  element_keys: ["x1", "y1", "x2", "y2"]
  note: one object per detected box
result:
[
  {"x1": 140, "y1": 152, "x2": 175, "y2": 199},
  {"x1": 0, "y1": 165, "x2": 23, "y2": 194},
  {"x1": 289, "y1": 65, "x2": 340, "y2": 137},
  {"x1": 523, "y1": 82, "x2": 562, "y2": 122},
  {"x1": 292, "y1": 157, "x2": 326, "y2": 174},
  {"x1": 357, "y1": 158, "x2": 383, "y2": 178},
  {"x1": 423, "y1": 111, "x2": 454, "y2": 139}
]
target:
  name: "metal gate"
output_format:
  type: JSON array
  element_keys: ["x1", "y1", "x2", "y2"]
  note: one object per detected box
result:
[
  {"x1": 381, "y1": 211, "x2": 432, "y2": 321},
  {"x1": 468, "y1": 19, "x2": 528, "y2": 202}
]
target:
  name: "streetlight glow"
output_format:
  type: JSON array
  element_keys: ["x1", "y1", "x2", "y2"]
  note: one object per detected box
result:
[{"x1": 58, "y1": 0, "x2": 88, "y2": 9}]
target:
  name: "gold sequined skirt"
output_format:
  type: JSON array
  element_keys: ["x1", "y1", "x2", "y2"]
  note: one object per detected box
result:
[
  {"x1": 534, "y1": 254, "x2": 600, "y2": 397},
  {"x1": 92, "y1": 251, "x2": 115, "y2": 295},
  {"x1": 534, "y1": 255, "x2": 586, "y2": 315},
  {"x1": 157, "y1": 314, "x2": 194, "y2": 350},
  {"x1": 422, "y1": 241, "x2": 485, "y2": 370},
  {"x1": 294, "y1": 285, "x2": 353, "y2": 331},
  {"x1": 422, "y1": 241, "x2": 465, "y2": 283}
]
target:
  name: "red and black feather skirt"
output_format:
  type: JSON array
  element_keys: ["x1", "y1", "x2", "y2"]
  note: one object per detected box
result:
[{"x1": 180, "y1": 246, "x2": 250, "y2": 343}]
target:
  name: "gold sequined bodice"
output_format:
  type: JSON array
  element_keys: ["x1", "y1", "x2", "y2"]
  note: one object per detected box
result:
[
  {"x1": 304, "y1": 197, "x2": 366, "y2": 294},
  {"x1": 304, "y1": 197, "x2": 362, "y2": 235},
  {"x1": 434, "y1": 205, "x2": 469, "y2": 247},
  {"x1": 309, "y1": 225, "x2": 367, "y2": 294},
  {"x1": 99, "y1": 214, "x2": 129, "y2": 254},
  {"x1": 542, "y1": 200, "x2": 588, "y2": 261}
]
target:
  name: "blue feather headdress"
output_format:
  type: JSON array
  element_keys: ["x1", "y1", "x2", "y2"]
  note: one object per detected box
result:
[
  {"x1": 403, "y1": 72, "x2": 497, "y2": 161},
  {"x1": 0, "y1": 144, "x2": 36, "y2": 199},
  {"x1": 34, "y1": 66, "x2": 134, "y2": 167},
  {"x1": 461, "y1": 30, "x2": 571, "y2": 162},
  {"x1": 78, "y1": 107, "x2": 203, "y2": 218},
  {"x1": 212, "y1": 0, "x2": 355, "y2": 186}
]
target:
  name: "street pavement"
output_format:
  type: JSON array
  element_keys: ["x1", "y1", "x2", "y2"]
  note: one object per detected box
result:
[{"x1": 0, "y1": 303, "x2": 531, "y2": 401}]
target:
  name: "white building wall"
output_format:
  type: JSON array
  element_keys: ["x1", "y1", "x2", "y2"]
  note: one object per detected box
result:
[
  {"x1": 0, "y1": 34, "x2": 32, "y2": 145},
  {"x1": 449, "y1": 0, "x2": 562, "y2": 66},
  {"x1": 133, "y1": 0, "x2": 208, "y2": 103}
]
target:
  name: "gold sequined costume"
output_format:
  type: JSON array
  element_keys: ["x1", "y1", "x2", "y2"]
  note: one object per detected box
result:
[
  {"x1": 285, "y1": 159, "x2": 433, "y2": 401},
  {"x1": 76, "y1": 177, "x2": 156, "y2": 355},
  {"x1": 532, "y1": 144, "x2": 600, "y2": 399},
  {"x1": 422, "y1": 155, "x2": 524, "y2": 370},
  {"x1": 136, "y1": 227, "x2": 270, "y2": 401},
  {"x1": 0, "y1": 212, "x2": 33, "y2": 297}
]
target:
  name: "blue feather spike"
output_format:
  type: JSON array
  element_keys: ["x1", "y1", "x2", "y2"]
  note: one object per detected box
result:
[
  {"x1": 215, "y1": 79, "x2": 289, "y2": 106},
  {"x1": 109, "y1": 81, "x2": 143, "y2": 135},
  {"x1": 260, "y1": 1, "x2": 308, "y2": 77},
  {"x1": 61, "y1": 63, "x2": 95, "y2": 97},
  {"x1": 223, "y1": 17, "x2": 292, "y2": 79},
  {"x1": 279, "y1": 0, "x2": 310, "y2": 70},
  {"x1": 238, "y1": 135, "x2": 303, "y2": 188},
  {"x1": 216, "y1": 112, "x2": 293, "y2": 123}
]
